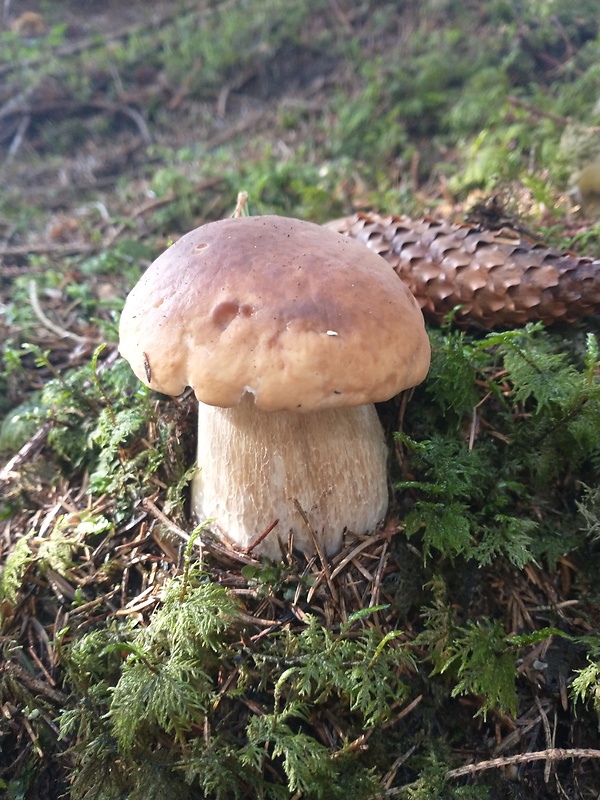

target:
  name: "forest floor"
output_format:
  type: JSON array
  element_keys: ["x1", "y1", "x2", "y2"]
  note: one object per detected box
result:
[{"x1": 2, "y1": 1, "x2": 600, "y2": 799}]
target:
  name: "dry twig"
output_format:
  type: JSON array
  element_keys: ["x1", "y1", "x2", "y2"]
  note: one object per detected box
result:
[
  {"x1": 389, "y1": 748, "x2": 600, "y2": 795},
  {"x1": 29, "y1": 280, "x2": 88, "y2": 344}
]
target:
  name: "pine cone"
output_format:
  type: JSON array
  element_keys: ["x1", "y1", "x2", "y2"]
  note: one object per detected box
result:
[{"x1": 327, "y1": 212, "x2": 600, "y2": 329}]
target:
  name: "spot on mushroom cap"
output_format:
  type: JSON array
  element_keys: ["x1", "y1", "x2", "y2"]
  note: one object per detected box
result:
[{"x1": 118, "y1": 215, "x2": 430, "y2": 411}]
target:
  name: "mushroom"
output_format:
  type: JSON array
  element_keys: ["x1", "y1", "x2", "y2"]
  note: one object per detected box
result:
[{"x1": 118, "y1": 215, "x2": 430, "y2": 559}]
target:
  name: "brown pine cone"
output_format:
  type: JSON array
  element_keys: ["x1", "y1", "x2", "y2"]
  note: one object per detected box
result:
[{"x1": 327, "y1": 212, "x2": 600, "y2": 329}]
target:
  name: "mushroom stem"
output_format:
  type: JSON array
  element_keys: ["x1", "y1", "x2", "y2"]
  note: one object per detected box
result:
[{"x1": 191, "y1": 394, "x2": 389, "y2": 559}]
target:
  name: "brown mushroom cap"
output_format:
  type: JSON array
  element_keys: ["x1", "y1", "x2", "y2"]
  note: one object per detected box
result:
[{"x1": 119, "y1": 215, "x2": 430, "y2": 412}]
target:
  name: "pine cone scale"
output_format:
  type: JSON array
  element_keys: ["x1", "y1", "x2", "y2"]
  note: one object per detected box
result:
[{"x1": 326, "y1": 213, "x2": 600, "y2": 328}]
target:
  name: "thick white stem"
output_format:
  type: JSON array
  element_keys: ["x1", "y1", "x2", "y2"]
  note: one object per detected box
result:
[{"x1": 191, "y1": 395, "x2": 389, "y2": 559}]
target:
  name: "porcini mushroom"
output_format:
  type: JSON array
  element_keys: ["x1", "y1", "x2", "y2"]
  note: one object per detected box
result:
[{"x1": 119, "y1": 215, "x2": 430, "y2": 559}]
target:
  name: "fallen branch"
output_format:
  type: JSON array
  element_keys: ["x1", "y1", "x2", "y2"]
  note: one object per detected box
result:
[
  {"x1": 0, "y1": 177, "x2": 224, "y2": 258},
  {"x1": 506, "y1": 95, "x2": 575, "y2": 127},
  {"x1": 29, "y1": 279, "x2": 88, "y2": 344},
  {"x1": 390, "y1": 747, "x2": 600, "y2": 795},
  {"x1": 1, "y1": 659, "x2": 68, "y2": 706},
  {"x1": 446, "y1": 748, "x2": 600, "y2": 779},
  {"x1": 0, "y1": 421, "x2": 53, "y2": 485},
  {"x1": 104, "y1": 176, "x2": 224, "y2": 246},
  {"x1": 0, "y1": 98, "x2": 153, "y2": 144},
  {"x1": 0, "y1": 242, "x2": 99, "y2": 258}
]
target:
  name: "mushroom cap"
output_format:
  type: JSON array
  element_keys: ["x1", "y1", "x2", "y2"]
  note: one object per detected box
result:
[{"x1": 118, "y1": 215, "x2": 430, "y2": 412}]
